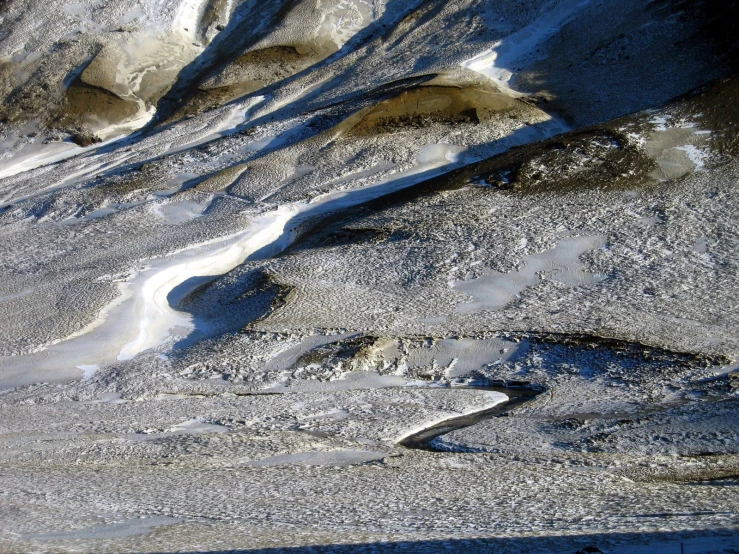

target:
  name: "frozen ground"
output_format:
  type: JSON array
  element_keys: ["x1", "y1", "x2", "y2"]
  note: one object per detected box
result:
[{"x1": 0, "y1": 0, "x2": 738, "y2": 552}]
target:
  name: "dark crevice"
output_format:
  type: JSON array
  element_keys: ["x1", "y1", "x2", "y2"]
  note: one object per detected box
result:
[{"x1": 398, "y1": 386, "x2": 542, "y2": 451}]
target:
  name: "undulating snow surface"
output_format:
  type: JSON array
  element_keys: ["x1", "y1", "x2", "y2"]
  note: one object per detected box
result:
[{"x1": 0, "y1": 0, "x2": 738, "y2": 551}]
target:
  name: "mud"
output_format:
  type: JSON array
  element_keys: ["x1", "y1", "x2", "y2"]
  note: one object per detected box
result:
[
  {"x1": 176, "y1": 41, "x2": 337, "y2": 118},
  {"x1": 200, "y1": 0, "x2": 232, "y2": 43},
  {"x1": 202, "y1": 43, "x2": 336, "y2": 91},
  {"x1": 477, "y1": 128, "x2": 654, "y2": 194},
  {"x1": 348, "y1": 84, "x2": 522, "y2": 136},
  {"x1": 0, "y1": 40, "x2": 96, "y2": 127},
  {"x1": 55, "y1": 79, "x2": 139, "y2": 132}
]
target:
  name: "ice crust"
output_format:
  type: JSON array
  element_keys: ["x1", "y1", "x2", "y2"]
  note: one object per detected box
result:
[{"x1": 0, "y1": 0, "x2": 738, "y2": 551}]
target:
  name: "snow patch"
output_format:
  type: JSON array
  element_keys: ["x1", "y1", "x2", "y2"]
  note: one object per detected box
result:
[
  {"x1": 25, "y1": 517, "x2": 181, "y2": 541},
  {"x1": 675, "y1": 144, "x2": 709, "y2": 170},
  {"x1": 462, "y1": 0, "x2": 594, "y2": 91},
  {"x1": 454, "y1": 235, "x2": 607, "y2": 314},
  {"x1": 76, "y1": 364, "x2": 100, "y2": 380}
]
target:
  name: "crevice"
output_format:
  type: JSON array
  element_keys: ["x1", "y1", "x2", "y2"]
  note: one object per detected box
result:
[{"x1": 398, "y1": 386, "x2": 542, "y2": 451}]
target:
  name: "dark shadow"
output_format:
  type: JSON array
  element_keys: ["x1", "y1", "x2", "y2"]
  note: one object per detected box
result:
[
  {"x1": 145, "y1": 529, "x2": 739, "y2": 554},
  {"x1": 165, "y1": 270, "x2": 280, "y2": 352},
  {"x1": 506, "y1": 0, "x2": 739, "y2": 127},
  {"x1": 167, "y1": 275, "x2": 215, "y2": 309},
  {"x1": 399, "y1": 385, "x2": 542, "y2": 450}
]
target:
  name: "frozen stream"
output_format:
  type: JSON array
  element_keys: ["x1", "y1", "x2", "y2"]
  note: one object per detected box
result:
[
  {"x1": 0, "y1": 119, "x2": 574, "y2": 388},
  {"x1": 121, "y1": 158, "x2": 468, "y2": 361},
  {"x1": 0, "y1": 116, "x2": 571, "y2": 387},
  {"x1": 0, "y1": 159, "x2": 462, "y2": 387}
]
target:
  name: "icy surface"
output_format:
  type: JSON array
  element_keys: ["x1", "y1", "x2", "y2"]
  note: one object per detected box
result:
[
  {"x1": 0, "y1": 0, "x2": 738, "y2": 551},
  {"x1": 454, "y1": 235, "x2": 607, "y2": 314}
]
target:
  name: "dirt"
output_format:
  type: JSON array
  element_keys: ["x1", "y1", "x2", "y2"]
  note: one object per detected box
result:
[
  {"x1": 174, "y1": 41, "x2": 337, "y2": 119},
  {"x1": 87, "y1": 162, "x2": 176, "y2": 199},
  {"x1": 675, "y1": 75, "x2": 739, "y2": 157},
  {"x1": 0, "y1": 39, "x2": 100, "y2": 128},
  {"x1": 292, "y1": 336, "x2": 375, "y2": 370},
  {"x1": 193, "y1": 163, "x2": 250, "y2": 193},
  {"x1": 203, "y1": 43, "x2": 335, "y2": 90},
  {"x1": 476, "y1": 128, "x2": 654, "y2": 194},
  {"x1": 54, "y1": 79, "x2": 139, "y2": 131},
  {"x1": 348, "y1": 84, "x2": 522, "y2": 136},
  {"x1": 69, "y1": 131, "x2": 102, "y2": 147}
]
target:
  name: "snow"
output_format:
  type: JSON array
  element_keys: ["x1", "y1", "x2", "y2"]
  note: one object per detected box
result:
[
  {"x1": 248, "y1": 449, "x2": 386, "y2": 467},
  {"x1": 126, "y1": 417, "x2": 226, "y2": 441},
  {"x1": 0, "y1": 288, "x2": 34, "y2": 302},
  {"x1": 318, "y1": 0, "x2": 378, "y2": 48},
  {"x1": 95, "y1": 106, "x2": 157, "y2": 142},
  {"x1": 463, "y1": 0, "x2": 594, "y2": 91},
  {"x1": 455, "y1": 235, "x2": 607, "y2": 314},
  {"x1": 394, "y1": 391, "x2": 508, "y2": 443},
  {"x1": 646, "y1": 125, "x2": 713, "y2": 181},
  {"x1": 24, "y1": 517, "x2": 182, "y2": 541},
  {"x1": 0, "y1": 141, "x2": 86, "y2": 181},
  {"x1": 153, "y1": 198, "x2": 212, "y2": 224},
  {"x1": 76, "y1": 364, "x2": 100, "y2": 380},
  {"x1": 168, "y1": 417, "x2": 227, "y2": 434},
  {"x1": 171, "y1": 0, "x2": 208, "y2": 42},
  {"x1": 405, "y1": 337, "x2": 528, "y2": 380},
  {"x1": 650, "y1": 115, "x2": 670, "y2": 132},
  {"x1": 117, "y1": 209, "x2": 295, "y2": 360},
  {"x1": 676, "y1": 144, "x2": 709, "y2": 170},
  {"x1": 416, "y1": 143, "x2": 466, "y2": 165}
]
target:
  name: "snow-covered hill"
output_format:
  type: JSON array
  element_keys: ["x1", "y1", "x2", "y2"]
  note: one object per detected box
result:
[{"x1": 0, "y1": 0, "x2": 738, "y2": 551}]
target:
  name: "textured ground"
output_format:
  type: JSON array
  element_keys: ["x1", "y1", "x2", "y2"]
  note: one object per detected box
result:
[{"x1": 0, "y1": 0, "x2": 738, "y2": 552}]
